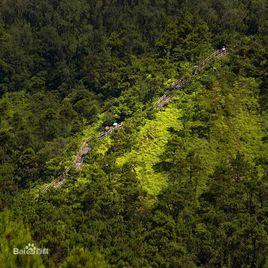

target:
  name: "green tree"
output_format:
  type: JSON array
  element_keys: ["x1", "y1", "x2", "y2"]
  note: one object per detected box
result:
[
  {"x1": 60, "y1": 248, "x2": 108, "y2": 268},
  {"x1": 0, "y1": 210, "x2": 45, "y2": 268}
]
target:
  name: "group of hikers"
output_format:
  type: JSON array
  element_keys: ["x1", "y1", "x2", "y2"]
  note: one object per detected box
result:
[
  {"x1": 45, "y1": 46, "x2": 229, "y2": 191},
  {"x1": 75, "y1": 121, "x2": 122, "y2": 168},
  {"x1": 170, "y1": 46, "x2": 227, "y2": 90},
  {"x1": 98, "y1": 122, "x2": 122, "y2": 138},
  {"x1": 192, "y1": 46, "x2": 226, "y2": 76},
  {"x1": 75, "y1": 46, "x2": 227, "y2": 169}
]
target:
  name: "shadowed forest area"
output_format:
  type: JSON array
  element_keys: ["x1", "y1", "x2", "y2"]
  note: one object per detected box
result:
[{"x1": 0, "y1": 0, "x2": 267, "y2": 267}]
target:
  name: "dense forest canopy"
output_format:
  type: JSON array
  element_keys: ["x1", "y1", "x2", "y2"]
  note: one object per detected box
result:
[{"x1": 0, "y1": 0, "x2": 267, "y2": 267}]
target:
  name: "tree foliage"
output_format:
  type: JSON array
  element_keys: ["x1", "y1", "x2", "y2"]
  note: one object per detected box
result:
[{"x1": 0, "y1": 0, "x2": 267, "y2": 267}]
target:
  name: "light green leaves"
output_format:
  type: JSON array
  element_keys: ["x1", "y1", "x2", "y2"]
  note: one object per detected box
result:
[{"x1": 117, "y1": 105, "x2": 182, "y2": 195}]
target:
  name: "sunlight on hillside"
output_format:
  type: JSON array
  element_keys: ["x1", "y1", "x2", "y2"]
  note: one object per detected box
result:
[{"x1": 117, "y1": 105, "x2": 182, "y2": 195}]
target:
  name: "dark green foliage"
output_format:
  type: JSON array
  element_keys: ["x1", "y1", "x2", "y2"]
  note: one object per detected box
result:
[
  {"x1": 0, "y1": 0, "x2": 267, "y2": 267},
  {"x1": 0, "y1": 210, "x2": 45, "y2": 267}
]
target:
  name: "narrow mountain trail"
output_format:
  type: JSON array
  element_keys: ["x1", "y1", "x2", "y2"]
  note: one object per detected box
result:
[{"x1": 42, "y1": 48, "x2": 228, "y2": 192}]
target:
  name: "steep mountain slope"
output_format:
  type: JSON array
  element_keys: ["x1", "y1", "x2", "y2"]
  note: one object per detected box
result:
[{"x1": 0, "y1": 1, "x2": 267, "y2": 267}]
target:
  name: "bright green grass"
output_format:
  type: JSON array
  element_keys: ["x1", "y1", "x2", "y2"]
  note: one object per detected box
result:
[{"x1": 116, "y1": 104, "x2": 182, "y2": 195}]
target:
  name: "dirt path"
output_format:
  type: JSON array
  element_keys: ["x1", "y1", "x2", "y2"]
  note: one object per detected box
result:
[{"x1": 43, "y1": 48, "x2": 228, "y2": 191}]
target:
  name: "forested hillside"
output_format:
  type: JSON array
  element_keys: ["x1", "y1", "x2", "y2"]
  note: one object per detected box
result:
[{"x1": 0, "y1": 0, "x2": 267, "y2": 267}]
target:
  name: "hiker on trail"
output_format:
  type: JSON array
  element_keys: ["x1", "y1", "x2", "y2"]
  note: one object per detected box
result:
[
  {"x1": 192, "y1": 63, "x2": 198, "y2": 75},
  {"x1": 216, "y1": 47, "x2": 224, "y2": 55},
  {"x1": 171, "y1": 84, "x2": 181, "y2": 90},
  {"x1": 218, "y1": 46, "x2": 226, "y2": 54},
  {"x1": 113, "y1": 122, "x2": 118, "y2": 127},
  {"x1": 192, "y1": 69, "x2": 198, "y2": 75},
  {"x1": 218, "y1": 46, "x2": 226, "y2": 55},
  {"x1": 98, "y1": 132, "x2": 106, "y2": 138}
]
